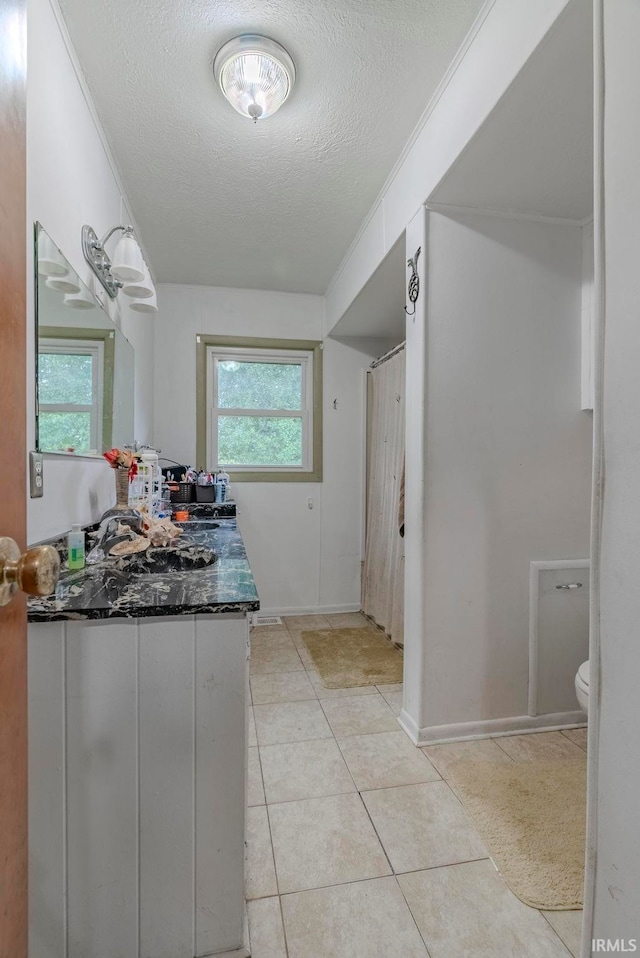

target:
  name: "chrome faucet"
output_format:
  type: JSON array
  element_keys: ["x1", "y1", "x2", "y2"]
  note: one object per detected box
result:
[{"x1": 86, "y1": 511, "x2": 144, "y2": 564}]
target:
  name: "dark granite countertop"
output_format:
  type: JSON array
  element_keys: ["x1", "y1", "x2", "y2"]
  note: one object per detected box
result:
[{"x1": 28, "y1": 517, "x2": 260, "y2": 622}]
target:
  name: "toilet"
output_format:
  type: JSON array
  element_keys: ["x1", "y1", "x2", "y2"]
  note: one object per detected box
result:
[{"x1": 575, "y1": 660, "x2": 590, "y2": 713}]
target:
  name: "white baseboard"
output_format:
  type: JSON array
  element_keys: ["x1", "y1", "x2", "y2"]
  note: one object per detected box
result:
[
  {"x1": 257, "y1": 604, "x2": 362, "y2": 617},
  {"x1": 398, "y1": 709, "x2": 421, "y2": 742},
  {"x1": 399, "y1": 709, "x2": 587, "y2": 746}
]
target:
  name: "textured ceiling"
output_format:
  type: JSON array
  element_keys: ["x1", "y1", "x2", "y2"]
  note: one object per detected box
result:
[
  {"x1": 57, "y1": 0, "x2": 485, "y2": 293},
  {"x1": 431, "y1": 0, "x2": 593, "y2": 221}
]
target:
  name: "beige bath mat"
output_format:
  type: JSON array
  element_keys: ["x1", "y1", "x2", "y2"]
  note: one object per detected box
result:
[
  {"x1": 301, "y1": 627, "x2": 403, "y2": 688},
  {"x1": 447, "y1": 757, "x2": 586, "y2": 910}
]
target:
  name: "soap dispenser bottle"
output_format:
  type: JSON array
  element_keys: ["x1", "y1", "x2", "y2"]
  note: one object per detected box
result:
[{"x1": 67, "y1": 524, "x2": 85, "y2": 569}]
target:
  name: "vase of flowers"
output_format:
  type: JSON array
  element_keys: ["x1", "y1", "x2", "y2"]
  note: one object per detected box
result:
[{"x1": 103, "y1": 448, "x2": 138, "y2": 510}]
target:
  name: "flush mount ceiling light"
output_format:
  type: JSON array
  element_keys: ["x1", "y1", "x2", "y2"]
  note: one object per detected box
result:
[{"x1": 213, "y1": 35, "x2": 295, "y2": 122}]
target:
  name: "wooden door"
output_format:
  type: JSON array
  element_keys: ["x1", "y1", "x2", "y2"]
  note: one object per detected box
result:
[{"x1": 0, "y1": 0, "x2": 28, "y2": 954}]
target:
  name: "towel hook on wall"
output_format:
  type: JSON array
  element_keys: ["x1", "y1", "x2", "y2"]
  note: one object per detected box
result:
[{"x1": 404, "y1": 246, "x2": 421, "y2": 316}]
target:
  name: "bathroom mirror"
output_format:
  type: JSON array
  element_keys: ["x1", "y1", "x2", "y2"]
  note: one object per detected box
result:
[{"x1": 35, "y1": 223, "x2": 135, "y2": 456}]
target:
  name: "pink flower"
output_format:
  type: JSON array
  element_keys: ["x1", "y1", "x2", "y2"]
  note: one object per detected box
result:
[{"x1": 103, "y1": 448, "x2": 138, "y2": 475}]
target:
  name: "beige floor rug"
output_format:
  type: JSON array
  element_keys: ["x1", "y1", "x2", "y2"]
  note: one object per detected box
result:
[
  {"x1": 301, "y1": 627, "x2": 403, "y2": 688},
  {"x1": 447, "y1": 758, "x2": 586, "y2": 910}
]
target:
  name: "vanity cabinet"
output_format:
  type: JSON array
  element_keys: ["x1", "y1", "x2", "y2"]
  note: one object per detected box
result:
[{"x1": 29, "y1": 613, "x2": 250, "y2": 958}]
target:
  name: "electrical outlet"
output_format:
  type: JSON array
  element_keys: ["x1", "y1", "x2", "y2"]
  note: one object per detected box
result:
[{"x1": 29, "y1": 451, "x2": 44, "y2": 498}]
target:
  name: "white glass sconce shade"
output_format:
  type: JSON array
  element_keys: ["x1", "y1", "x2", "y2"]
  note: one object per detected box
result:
[
  {"x1": 129, "y1": 289, "x2": 158, "y2": 313},
  {"x1": 214, "y1": 35, "x2": 295, "y2": 121},
  {"x1": 46, "y1": 273, "x2": 82, "y2": 294},
  {"x1": 64, "y1": 288, "x2": 96, "y2": 309},
  {"x1": 37, "y1": 232, "x2": 68, "y2": 276},
  {"x1": 110, "y1": 231, "x2": 145, "y2": 283},
  {"x1": 121, "y1": 261, "x2": 154, "y2": 299}
]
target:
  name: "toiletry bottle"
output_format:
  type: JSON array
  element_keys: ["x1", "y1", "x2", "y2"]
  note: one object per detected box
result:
[
  {"x1": 217, "y1": 468, "x2": 230, "y2": 500},
  {"x1": 68, "y1": 524, "x2": 85, "y2": 570}
]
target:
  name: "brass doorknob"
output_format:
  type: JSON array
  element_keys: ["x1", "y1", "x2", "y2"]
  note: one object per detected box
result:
[{"x1": 0, "y1": 537, "x2": 60, "y2": 607}]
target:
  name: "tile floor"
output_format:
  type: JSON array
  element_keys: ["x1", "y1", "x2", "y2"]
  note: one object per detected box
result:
[{"x1": 246, "y1": 613, "x2": 586, "y2": 958}]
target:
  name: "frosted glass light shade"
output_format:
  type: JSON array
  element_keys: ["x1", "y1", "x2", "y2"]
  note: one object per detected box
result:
[
  {"x1": 121, "y1": 261, "x2": 154, "y2": 299},
  {"x1": 111, "y1": 231, "x2": 145, "y2": 282},
  {"x1": 46, "y1": 273, "x2": 81, "y2": 294},
  {"x1": 37, "y1": 232, "x2": 68, "y2": 276},
  {"x1": 214, "y1": 35, "x2": 295, "y2": 121},
  {"x1": 64, "y1": 288, "x2": 96, "y2": 309},
  {"x1": 129, "y1": 289, "x2": 158, "y2": 313}
]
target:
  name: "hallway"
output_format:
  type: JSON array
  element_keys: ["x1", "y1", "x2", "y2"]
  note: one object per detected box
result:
[{"x1": 246, "y1": 614, "x2": 584, "y2": 957}]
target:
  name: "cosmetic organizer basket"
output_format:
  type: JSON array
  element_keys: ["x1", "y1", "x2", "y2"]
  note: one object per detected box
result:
[
  {"x1": 196, "y1": 484, "x2": 216, "y2": 502},
  {"x1": 169, "y1": 482, "x2": 195, "y2": 503}
]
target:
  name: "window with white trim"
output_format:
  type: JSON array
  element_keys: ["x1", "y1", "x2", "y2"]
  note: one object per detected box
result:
[
  {"x1": 37, "y1": 338, "x2": 104, "y2": 453},
  {"x1": 205, "y1": 344, "x2": 320, "y2": 478}
]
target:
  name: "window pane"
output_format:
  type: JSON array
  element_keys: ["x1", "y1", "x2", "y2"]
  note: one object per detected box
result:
[
  {"x1": 39, "y1": 352, "x2": 94, "y2": 405},
  {"x1": 218, "y1": 361, "x2": 302, "y2": 410},
  {"x1": 218, "y1": 416, "x2": 303, "y2": 466},
  {"x1": 39, "y1": 411, "x2": 92, "y2": 452}
]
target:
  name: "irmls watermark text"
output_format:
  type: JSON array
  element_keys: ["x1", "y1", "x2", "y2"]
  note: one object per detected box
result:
[{"x1": 592, "y1": 942, "x2": 638, "y2": 953}]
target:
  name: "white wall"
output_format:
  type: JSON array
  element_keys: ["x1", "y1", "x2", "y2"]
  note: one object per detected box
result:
[
  {"x1": 404, "y1": 210, "x2": 592, "y2": 741},
  {"x1": 592, "y1": 0, "x2": 640, "y2": 941},
  {"x1": 27, "y1": 0, "x2": 155, "y2": 543},
  {"x1": 401, "y1": 208, "x2": 429, "y2": 739},
  {"x1": 154, "y1": 284, "x2": 380, "y2": 613},
  {"x1": 325, "y1": 0, "x2": 575, "y2": 331},
  {"x1": 581, "y1": 220, "x2": 595, "y2": 410}
]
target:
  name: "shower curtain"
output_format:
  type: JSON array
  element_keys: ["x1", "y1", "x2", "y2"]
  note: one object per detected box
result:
[{"x1": 363, "y1": 349, "x2": 405, "y2": 646}]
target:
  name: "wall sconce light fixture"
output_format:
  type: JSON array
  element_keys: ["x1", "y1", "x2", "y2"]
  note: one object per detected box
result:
[
  {"x1": 45, "y1": 273, "x2": 81, "y2": 295},
  {"x1": 64, "y1": 288, "x2": 96, "y2": 310},
  {"x1": 82, "y1": 224, "x2": 154, "y2": 301},
  {"x1": 37, "y1": 232, "x2": 69, "y2": 277},
  {"x1": 129, "y1": 289, "x2": 158, "y2": 313},
  {"x1": 121, "y1": 260, "x2": 155, "y2": 300}
]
